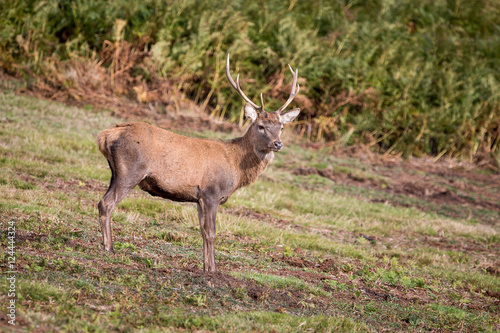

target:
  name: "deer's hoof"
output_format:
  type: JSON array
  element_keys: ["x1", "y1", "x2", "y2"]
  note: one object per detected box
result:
[
  {"x1": 104, "y1": 246, "x2": 115, "y2": 254},
  {"x1": 204, "y1": 266, "x2": 217, "y2": 273}
]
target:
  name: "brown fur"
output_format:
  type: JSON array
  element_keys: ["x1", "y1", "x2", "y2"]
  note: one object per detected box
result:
[
  {"x1": 97, "y1": 110, "x2": 297, "y2": 272},
  {"x1": 98, "y1": 55, "x2": 301, "y2": 272}
]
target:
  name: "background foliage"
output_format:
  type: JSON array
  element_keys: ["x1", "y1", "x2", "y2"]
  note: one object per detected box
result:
[{"x1": 1, "y1": 0, "x2": 499, "y2": 158}]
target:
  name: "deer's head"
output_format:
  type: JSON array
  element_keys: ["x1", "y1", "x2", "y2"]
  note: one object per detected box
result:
[{"x1": 226, "y1": 54, "x2": 300, "y2": 154}]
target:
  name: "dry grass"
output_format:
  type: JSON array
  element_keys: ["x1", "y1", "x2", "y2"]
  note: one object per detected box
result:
[{"x1": 0, "y1": 90, "x2": 498, "y2": 332}]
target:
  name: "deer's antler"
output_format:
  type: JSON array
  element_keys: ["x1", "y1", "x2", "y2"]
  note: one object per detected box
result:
[
  {"x1": 276, "y1": 64, "x2": 300, "y2": 113},
  {"x1": 226, "y1": 54, "x2": 263, "y2": 111}
]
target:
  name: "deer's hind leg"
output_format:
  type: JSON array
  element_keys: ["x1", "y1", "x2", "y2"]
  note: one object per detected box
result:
[{"x1": 98, "y1": 161, "x2": 144, "y2": 252}]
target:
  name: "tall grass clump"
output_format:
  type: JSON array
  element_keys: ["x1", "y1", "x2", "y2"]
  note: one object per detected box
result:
[{"x1": 1, "y1": 0, "x2": 499, "y2": 159}]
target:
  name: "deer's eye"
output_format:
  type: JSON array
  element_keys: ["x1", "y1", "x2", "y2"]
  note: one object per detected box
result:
[{"x1": 258, "y1": 125, "x2": 265, "y2": 130}]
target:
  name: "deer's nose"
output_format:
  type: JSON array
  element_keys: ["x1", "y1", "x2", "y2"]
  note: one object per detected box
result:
[{"x1": 274, "y1": 141, "x2": 283, "y2": 150}]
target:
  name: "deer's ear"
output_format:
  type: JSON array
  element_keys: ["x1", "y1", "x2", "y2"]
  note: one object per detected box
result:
[
  {"x1": 280, "y1": 108, "x2": 300, "y2": 124},
  {"x1": 244, "y1": 103, "x2": 258, "y2": 122}
]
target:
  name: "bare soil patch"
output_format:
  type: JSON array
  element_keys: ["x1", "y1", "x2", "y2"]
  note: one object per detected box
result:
[{"x1": 292, "y1": 163, "x2": 500, "y2": 224}]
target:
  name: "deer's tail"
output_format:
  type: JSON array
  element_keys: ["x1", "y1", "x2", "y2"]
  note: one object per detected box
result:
[{"x1": 97, "y1": 124, "x2": 129, "y2": 160}]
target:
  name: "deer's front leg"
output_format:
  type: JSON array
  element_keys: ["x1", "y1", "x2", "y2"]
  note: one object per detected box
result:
[{"x1": 197, "y1": 198, "x2": 218, "y2": 272}]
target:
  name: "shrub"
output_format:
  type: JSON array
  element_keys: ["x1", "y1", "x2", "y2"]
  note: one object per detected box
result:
[{"x1": 1, "y1": 0, "x2": 499, "y2": 158}]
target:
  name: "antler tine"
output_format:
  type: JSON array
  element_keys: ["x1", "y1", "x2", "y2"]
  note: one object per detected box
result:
[
  {"x1": 226, "y1": 54, "x2": 261, "y2": 110},
  {"x1": 277, "y1": 64, "x2": 300, "y2": 113}
]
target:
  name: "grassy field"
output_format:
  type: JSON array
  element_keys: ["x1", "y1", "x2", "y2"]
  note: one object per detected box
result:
[{"x1": 0, "y1": 90, "x2": 499, "y2": 332}]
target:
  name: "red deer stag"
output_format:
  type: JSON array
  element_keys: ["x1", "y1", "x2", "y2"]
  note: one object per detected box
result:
[{"x1": 97, "y1": 54, "x2": 300, "y2": 272}]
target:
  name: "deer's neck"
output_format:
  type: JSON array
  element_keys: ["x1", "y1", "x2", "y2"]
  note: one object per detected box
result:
[{"x1": 228, "y1": 135, "x2": 274, "y2": 190}]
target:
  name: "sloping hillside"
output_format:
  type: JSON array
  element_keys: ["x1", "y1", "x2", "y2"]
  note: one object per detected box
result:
[{"x1": 0, "y1": 91, "x2": 499, "y2": 331}]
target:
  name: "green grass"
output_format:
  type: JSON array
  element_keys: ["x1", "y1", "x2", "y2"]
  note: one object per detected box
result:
[
  {"x1": 233, "y1": 271, "x2": 329, "y2": 297},
  {"x1": 0, "y1": 91, "x2": 499, "y2": 331}
]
